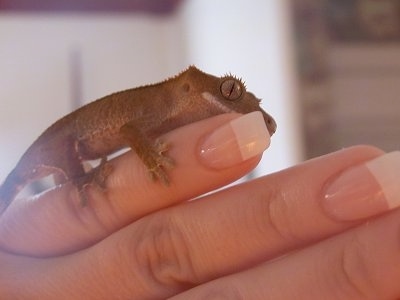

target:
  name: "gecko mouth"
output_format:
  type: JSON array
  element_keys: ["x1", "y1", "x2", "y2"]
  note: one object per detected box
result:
[{"x1": 201, "y1": 91, "x2": 277, "y2": 136}]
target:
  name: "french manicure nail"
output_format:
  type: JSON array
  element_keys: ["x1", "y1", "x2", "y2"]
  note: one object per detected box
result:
[
  {"x1": 323, "y1": 151, "x2": 400, "y2": 221},
  {"x1": 199, "y1": 111, "x2": 271, "y2": 169}
]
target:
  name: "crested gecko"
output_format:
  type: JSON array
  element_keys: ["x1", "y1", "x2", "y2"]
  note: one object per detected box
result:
[{"x1": 0, "y1": 66, "x2": 276, "y2": 213}]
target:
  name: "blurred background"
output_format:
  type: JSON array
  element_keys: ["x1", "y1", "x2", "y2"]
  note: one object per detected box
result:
[{"x1": 0, "y1": 0, "x2": 399, "y2": 183}]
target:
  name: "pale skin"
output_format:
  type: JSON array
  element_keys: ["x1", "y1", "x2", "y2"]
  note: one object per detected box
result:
[{"x1": 1, "y1": 114, "x2": 400, "y2": 299}]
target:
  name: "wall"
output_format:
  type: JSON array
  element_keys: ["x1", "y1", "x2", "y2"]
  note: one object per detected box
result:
[
  {"x1": 0, "y1": 1, "x2": 301, "y2": 182},
  {"x1": 181, "y1": 0, "x2": 303, "y2": 176},
  {"x1": 0, "y1": 13, "x2": 186, "y2": 179},
  {"x1": 291, "y1": 0, "x2": 400, "y2": 158}
]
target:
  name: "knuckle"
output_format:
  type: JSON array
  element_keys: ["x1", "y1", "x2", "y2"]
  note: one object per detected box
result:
[
  {"x1": 132, "y1": 213, "x2": 197, "y2": 288},
  {"x1": 337, "y1": 236, "x2": 379, "y2": 299},
  {"x1": 254, "y1": 185, "x2": 303, "y2": 245}
]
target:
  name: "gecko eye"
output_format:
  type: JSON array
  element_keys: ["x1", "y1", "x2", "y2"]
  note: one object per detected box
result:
[{"x1": 220, "y1": 78, "x2": 243, "y2": 101}]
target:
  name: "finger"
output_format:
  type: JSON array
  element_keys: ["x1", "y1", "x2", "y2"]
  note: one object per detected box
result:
[
  {"x1": 112, "y1": 146, "x2": 386, "y2": 286},
  {"x1": 7, "y1": 190, "x2": 399, "y2": 300},
  {"x1": 0, "y1": 112, "x2": 269, "y2": 256},
  {"x1": 99, "y1": 145, "x2": 394, "y2": 290},
  {"x1": 29, "y1": 145, "x2": 386, "y2": 298},
  {"x1": 4, "y1": 147, "x2": 397, "y2": 299},
  {"x1": 0, "y1": 248, "x2": 154, "y2": 300},
  {"x1": 168, "y1": 208, "x2": 400, "y2": 300}
]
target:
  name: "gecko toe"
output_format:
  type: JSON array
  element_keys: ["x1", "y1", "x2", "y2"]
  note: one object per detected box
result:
[{"x1": 149, "y1": 166, "x2": 170, "y2": 186}]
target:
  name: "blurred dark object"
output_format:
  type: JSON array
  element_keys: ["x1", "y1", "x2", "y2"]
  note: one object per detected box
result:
[
  {"x1": 327, "y1": 0, "x2": 400, "y2": 42},
  {"x1": 0, "y1": 0, "x2": 183, "y2": 14},
  {"x1": 291, "y1": 0, "x2": 400, "y2": 159}
]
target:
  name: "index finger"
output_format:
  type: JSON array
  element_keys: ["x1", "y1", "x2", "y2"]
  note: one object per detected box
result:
[{"x1": 0, "y1": 112, "x2": 270, "y2": 256}]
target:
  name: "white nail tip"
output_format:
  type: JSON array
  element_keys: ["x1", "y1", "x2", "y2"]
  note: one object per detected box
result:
[
  {"x1": 230, "y1": 111, "x2": 271, "y2": 160},
  {"x1": 366, "y1": 151, "x2": 400, "y2": 209}
]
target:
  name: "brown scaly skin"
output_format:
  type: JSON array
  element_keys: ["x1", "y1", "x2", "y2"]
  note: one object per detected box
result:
[{"x1": 0, "y1": 66, "x2": 277, "y2": 213}]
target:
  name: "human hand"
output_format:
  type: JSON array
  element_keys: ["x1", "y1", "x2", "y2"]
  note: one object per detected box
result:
[{"x1": 1, "y1": 113, "x2": 400, "y2": 299}]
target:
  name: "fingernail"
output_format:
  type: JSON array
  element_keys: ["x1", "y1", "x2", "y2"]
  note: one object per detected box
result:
[
  {"x1": 323, "y1": 151, "x2": 400, "y2": 221},
  {"x1": 199, "y1": 111, "x2": 271, "y2": 169}
]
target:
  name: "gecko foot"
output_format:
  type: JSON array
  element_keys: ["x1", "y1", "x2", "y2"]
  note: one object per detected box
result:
[
  {"x1": 74, "y1": 158, "x2": 113, "y2": 206},
  {"x1": 148, "y1": 163, "x2": 172, "y2": 185},
  {"x1": 93, "y1": 158, "x2": 113, "y2": 189},
  {"x1": 146, "y1": 140, "x2": 174, "y2": 185}
]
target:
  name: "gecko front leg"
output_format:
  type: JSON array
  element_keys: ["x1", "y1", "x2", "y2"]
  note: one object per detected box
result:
[{"x1": 120, "y1": 122, "x2": 174, "y2": 185}]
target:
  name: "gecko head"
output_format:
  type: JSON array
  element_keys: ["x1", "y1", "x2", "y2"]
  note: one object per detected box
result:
[
  {"x1": 217, "y1": 74, "x2": 277, "y2": 136},
  {"x1": 179, "y1": 66, "x2": 277, "y2": 136}
]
